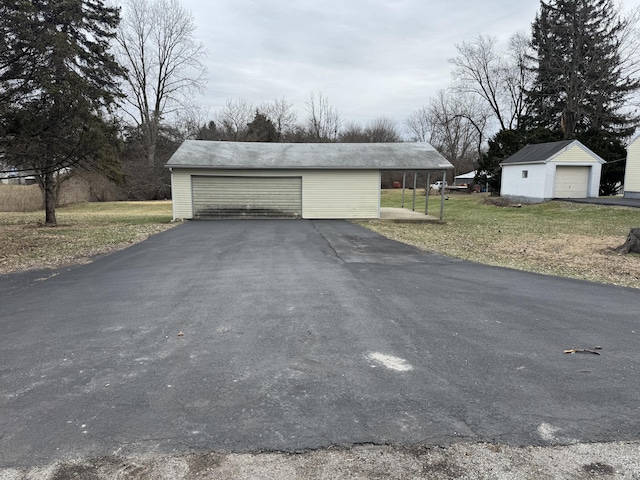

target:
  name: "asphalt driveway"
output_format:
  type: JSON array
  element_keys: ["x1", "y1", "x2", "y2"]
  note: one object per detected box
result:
[{"x1": 1, "y1": 220, "x2": 640, "y2": 468}]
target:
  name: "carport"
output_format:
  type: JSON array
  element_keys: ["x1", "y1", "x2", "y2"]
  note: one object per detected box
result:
[{"x1": 165, "y1": 141, "x2": 453, "y2": 220}]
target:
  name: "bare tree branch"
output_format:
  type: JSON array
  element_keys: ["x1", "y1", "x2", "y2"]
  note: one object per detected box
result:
[
  {"x1": 116, "y1": 0, "x2": 206, "y2": 166},
  {"x1": 305, "y1": 92, "x2": 341, "y2": 142},
  {"x1": 450, "y1": 34, "x2": 531, "y2": 131}
]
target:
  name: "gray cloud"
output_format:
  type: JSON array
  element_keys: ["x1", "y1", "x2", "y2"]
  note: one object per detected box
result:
[{"x1": 183, "y1": 0, "x2": 640, "y2": 130}]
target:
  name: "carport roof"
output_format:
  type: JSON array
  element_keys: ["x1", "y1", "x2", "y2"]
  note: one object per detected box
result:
[{"x1": 165, "y1": 140, "x2": 453, "y2": 170}]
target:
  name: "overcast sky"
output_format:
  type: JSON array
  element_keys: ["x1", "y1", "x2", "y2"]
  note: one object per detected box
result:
[{"x1": 180, "y1": 0, "x2": 640, "y2": 134}]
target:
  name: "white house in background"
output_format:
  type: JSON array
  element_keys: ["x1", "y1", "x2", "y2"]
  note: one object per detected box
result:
[
  {"x1": 500, "y1": 140, "x2": 604, "y2": 203},
  {"x1": 454, "y1": 170, "x2": 476, "y2": 185},
  {"x1": 624, "y1": 135, "x2": 640, "y2": 199}
]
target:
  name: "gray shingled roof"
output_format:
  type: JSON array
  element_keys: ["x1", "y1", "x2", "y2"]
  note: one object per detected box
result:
[
  {"x1": 165, "y1": 140, "x2": 453, "y2": 170},
  {"x1": 501, "y1": 140, "x2": 575, "y2": 165},
  {"x1": 500, "y1": 140, "x2": 604, "y2": 165}
]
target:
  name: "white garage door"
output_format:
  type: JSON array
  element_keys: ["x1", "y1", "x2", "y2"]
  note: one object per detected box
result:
[
  {"x1": 192, "y1": 176, "x2": 302, "y2": 218},
  {"x1": 554, "y1": 166, "x2": 590, "y2": 198}
]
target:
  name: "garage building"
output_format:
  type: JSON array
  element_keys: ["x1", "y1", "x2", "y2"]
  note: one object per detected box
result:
[
  {"x1": 166, "y1": 141, "x2": 453, "y2": 220},
  {"x1": 500, "y1": 140, "x2": 604, "y2": 203}
]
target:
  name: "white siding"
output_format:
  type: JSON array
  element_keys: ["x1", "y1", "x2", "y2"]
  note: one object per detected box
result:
[
  {"x1": 170, "y1": 168, "x2": 380, "y2": 219},
  {"x1": 625, "y1": 136, "x2": 640, "y2": 196},
  {"x1": 500, "y1": 164, "x2": 548, "y2": 201}
]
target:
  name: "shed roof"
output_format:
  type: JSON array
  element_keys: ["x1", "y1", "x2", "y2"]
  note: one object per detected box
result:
[
  {"x1": 500, "y1": 140, "x2": 605, "y2": 165},
  {"x1": 165, "y1": 140, "x2": 453, "y2": 170},
  {"x1": 455, "y1": 170, "x2": 476, "y2": 180}
]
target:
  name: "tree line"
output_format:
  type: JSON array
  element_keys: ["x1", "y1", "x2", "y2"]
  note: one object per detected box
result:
[{"x1": 1, "y1": 0, "x2": 639, "y2": 225}]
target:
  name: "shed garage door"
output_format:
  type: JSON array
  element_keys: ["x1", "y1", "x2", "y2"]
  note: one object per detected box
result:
[
  {"x1": 192, "y1": 176, "x2": 302, "y2": 218},
  {"x1": 554, "y1": 166, "x2": 589, "y2": 198}
]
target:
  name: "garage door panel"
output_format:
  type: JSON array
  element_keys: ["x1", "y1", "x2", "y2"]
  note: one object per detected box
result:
[
  {"x1": 192, "y1": 176, "x2": 302, "y2": 218},
  {"x1": 554, "y1": 166, "x2": 589, "y2": 198}
]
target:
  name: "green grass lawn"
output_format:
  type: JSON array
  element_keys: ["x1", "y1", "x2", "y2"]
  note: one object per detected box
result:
[
  {"x1": 364, "y1": 190, "x2": 640, "y2": 288},
  {"x1": 0, "y1": 201, "x2": 174, "y2": 274},
  {"x1": 1, "y1": 195, "x2": 639, "y2": 288}
]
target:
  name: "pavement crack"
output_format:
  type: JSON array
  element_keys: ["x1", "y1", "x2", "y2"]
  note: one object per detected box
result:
[{"x1": 310, "y1": 221, "x2": 345, "y2": 263}]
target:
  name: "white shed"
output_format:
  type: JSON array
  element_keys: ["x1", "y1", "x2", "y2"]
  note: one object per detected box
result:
[
  {"x1": 624, "y1": 135, "x2": 640, "y2": 199},
  {"x1": 500, "y1": 140, "x2": 604, "y2": 203},
  {"x1": 165, "y1": 141, "x2": 453, "y2": 220}
]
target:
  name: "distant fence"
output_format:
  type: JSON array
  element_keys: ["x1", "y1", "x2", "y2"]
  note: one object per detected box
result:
[{"x1": 0, "y1": 173, "x2": 123, "y2": 212}]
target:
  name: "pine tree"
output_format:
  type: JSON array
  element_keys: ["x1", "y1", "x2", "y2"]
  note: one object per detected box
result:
[
  {"x1": 245, "y1": 111, "x2": 278, "y2": 142},
  {"x1": 0, "y1": 0, "x2": 124, "y2": 225},
  {"x1": 528, "y1": 0, "x2": 638, "y2": 140}
]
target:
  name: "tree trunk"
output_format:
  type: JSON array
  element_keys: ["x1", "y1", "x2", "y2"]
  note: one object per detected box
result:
[
  {"x1": 618, "y1": 228, "x2": 640, "y2": 254},
  {"x1": 44, "y1": 171, "x2": 57, "y2": 226}
]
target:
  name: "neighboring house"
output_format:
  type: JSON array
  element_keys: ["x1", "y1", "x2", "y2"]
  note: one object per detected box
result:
[
  {"x1": 624, "y1": 135, "x2": 640, "y2": 199},
  {"x1": 500, "y1": 140, "x2": 604, "y2": 203},
  {"x1": 165, "y1": 141, "x2": 453, "y2": 220},
  {"x1": 0, "y1": 164, "x2": 37, "y2": 185}
]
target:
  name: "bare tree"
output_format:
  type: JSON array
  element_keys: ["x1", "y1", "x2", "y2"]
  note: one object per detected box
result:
[
  {"x1": 339, "y1": 122, "x2": 368, "y2": 142},
  {"x1": 450, "y1": 33, "x2": 531, "y2": 131},
  {"x1": 365, "y1": 117, "x2": 401, "y2": 142},
  {"x1": 305, "y1": 92, "x2": 341, "y2": 142},
  {"x1": 408, "y1": 90, "x2": 490, "y2": 178},
  {"x1": 174, "y1": 103, "x2": 210, "y2": 140},
  {"x1": 338, "y1": 118, "x2": 401, "y2": 143},
  {"x1": 117, "y1": 0, "x2": 206, "y2": 166},
  {"x1": 216, "y1": 98, "x2": 254, "y2": 141},
  {"x1": 620, "y1": 6, "x2": 640, "y2": 78},
  {"x1": 405, "y1": 106, "x2": 431, "y2": 142},
  {"x1": 260, "y1": 97, "x2": 298, "y2": 141},
  {"x1": 617, "y1": 5, "x2": 640, "y2": 110}
]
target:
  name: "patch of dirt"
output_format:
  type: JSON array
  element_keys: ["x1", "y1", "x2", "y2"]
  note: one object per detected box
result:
[
  {"x1": 582, "y1": 462, "x2": 616, "y2": 475},
  {"x1": 0, "y1": 223, "x2": 175, "y2": 275},
  {"x1": 483, "y1": 196, "x2": 521, "y2": 207},
  {"x1": 493, "y1": 233, "x2": 640, "y2": 287},
  {"x1": 3, "y1": 442, "x2": 640, "y2": 480}
]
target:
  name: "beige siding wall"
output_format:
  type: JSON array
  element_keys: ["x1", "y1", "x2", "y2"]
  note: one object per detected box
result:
[
  {"x1": 554, "y1": 166, "x2": 590, "y2": 198},
  {"x1": 625, "y1": 136, "x2": 640, "y2": 193},
  {"x1": 170, "y1": 169, "x2": 380, "y2": 219},
  {"x1": 171, "y1": 170, "x2": 194, "y2": 219},
  {"x1": 302, "y1": 170, "x2": 379, "y2": 219},
  {"x1": 550, "y1": 145, "x2": 595, "y2": 163}
]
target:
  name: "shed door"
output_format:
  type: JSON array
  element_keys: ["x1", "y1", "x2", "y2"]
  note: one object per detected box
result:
[
  {"x1": 554, "y1": 166, "x2": 589, "y2": 198},
  {"x1": 191, "y1": 176, "x2": 302, "y2": 218}
]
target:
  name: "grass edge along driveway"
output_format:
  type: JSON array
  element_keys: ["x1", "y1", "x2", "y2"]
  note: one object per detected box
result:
[
  {"x1": 362, "y1": 190, "x2": 640, "y2": 289},
  {"x1": 0, "y1": 195, "x2": 638, "y2": 288},
  {"x1": 0, "y1": 201, "x2": 175, "y2": 274}
]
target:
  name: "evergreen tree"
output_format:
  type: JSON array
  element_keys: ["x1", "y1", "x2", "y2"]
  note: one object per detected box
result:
[
  {"x1": 196, "y1": 121, "x2": 221, "y2": 141},
  {"x1": 245, "y1": 111, "x2": 277, "y2": 142},
  {"x1": 0, "y1": 0, "x2": 124, "y2": 225},
  {"x1": 528, "y1": 0, "x2": 638, "y2": 140}
]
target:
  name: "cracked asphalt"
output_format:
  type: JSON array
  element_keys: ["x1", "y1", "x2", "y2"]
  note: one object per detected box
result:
[{"x1": 1, "y1": 219, "x2": 640, "y2": 474}]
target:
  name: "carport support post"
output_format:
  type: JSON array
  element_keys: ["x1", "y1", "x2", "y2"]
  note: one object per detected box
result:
[
  {"x1": 439, "y1": 170, "x2": 446, "y2": 220},
  {"x1": 412, "y1": 172, "x2": 417, "y2": 211},
  {"x1": 426, "y1": 172, "x2": 431, "y2": 215},
  {"x1": 401, "y1": 171, "x2": 406, "y2": 208}
]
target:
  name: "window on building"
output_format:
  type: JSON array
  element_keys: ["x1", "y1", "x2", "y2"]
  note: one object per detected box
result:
[{"x1": 522, "y1": 170, "x2": 528, "y2": 178}]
